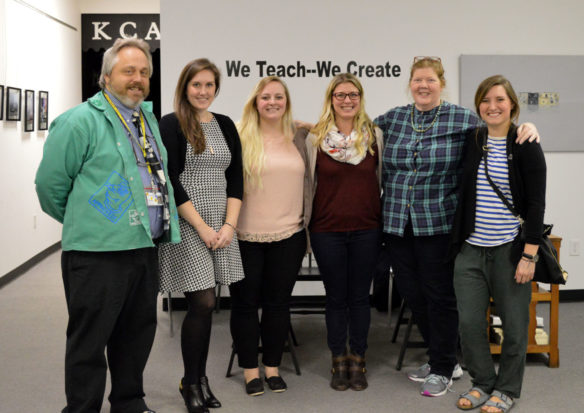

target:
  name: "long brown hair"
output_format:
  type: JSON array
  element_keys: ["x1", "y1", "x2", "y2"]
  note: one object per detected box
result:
[{"x1": 174, "y1": 58, "x2": 221, "y2": 153}]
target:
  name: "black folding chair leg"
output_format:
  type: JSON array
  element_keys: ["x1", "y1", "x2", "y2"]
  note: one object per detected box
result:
[
  {"x1": 391, "y1": 299, "x2": 407, "y2": 343},
  {"x1": 226, "y1": 344, "x2": 236, "y2": 377},
  {"x1": 396, "y1": 314, "x2": 415, "y2": 371}
]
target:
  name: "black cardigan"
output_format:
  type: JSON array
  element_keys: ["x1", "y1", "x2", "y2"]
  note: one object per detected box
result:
[
  {"x1": 450, "y1": 124, "x2": 547, "y2": 258},
  {"x1": 159, "y1": 112, "x2": 244, "y2": 206}
]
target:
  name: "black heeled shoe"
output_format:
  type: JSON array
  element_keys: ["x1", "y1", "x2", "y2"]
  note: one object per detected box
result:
[
  {"x1": 199, "y1": 376, "x2": 221, "y2": 408},
  {"x1": 179, "y1": 379, "x2": 209, "y2": 413}
]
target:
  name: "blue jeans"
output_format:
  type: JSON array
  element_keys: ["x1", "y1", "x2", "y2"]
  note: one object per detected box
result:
[{"x1": 310, "y1": 229, "x2": 380, "y2": 356}]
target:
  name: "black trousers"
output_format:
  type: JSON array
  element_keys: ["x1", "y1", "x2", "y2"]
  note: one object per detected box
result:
[
  {"x1": 385, "y1": 221, "x2": 459, "y2": 378},
  {"x1": 61, "y1": 248, "x2": 159, "y2": 413},
  {"x1": 310, "y1": 229, "x2": 380, "y2": 356},
  {"x1": 229, "y1": 230, "x2": 306, "y2": 368}
]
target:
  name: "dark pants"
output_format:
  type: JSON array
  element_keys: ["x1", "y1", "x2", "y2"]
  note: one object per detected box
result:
[
  {"x1": 61, "y1": 248, "x2": 159, "y2": 413},
  {"x1": 454, "y1": 242, "x2": 531, "y2": 399},
  {"x1": 229, "y1": 230, "x2": 306, "y2": 368},
  {"x1": 310, "y1": 229, "x2": 380, "y2": 356},
  {"x1": 385, "y1": 222, "x2": 458, "y2": 378}
]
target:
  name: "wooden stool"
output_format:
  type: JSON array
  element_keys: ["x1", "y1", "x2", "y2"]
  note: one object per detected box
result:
[{"x1": 488, "y1": 235, "x2": 562, "y2": 367}]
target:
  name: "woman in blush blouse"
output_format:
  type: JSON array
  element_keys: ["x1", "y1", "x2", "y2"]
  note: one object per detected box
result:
[
  {"x1": 229, "y1": 76, "x2": 310, "y2": 396},
  {"x1": 307, "y1": 73, "x2": 383, "y2": 391}
]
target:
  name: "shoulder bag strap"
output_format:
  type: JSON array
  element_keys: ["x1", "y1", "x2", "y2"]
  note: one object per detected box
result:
[{"x1": 482, "y1": 141, "x2": 524, "y2": 225}]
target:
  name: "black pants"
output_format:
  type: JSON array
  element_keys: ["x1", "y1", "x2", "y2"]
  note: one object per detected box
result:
[
  {"x1": 310, "y1": 229, "x2": 380, "y2": 356},
  {"x1": 61, "y1": 248, "x2": 159, "y2": 413},
  {"x1": 385, "y1": 222, "x2": 459, "y2": 378},
  {"x1": 229, "y1": 230, "x2": 306, "y2": 368}
]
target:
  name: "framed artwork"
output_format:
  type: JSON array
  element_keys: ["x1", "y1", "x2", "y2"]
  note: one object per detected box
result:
[
  {"x1": 38, "y1": 91, "x2": 49, "y2": 131},
  {"x1": 24, "y1": 89, "x2": 35, "y2": 132},
  {"x1": 0, "y1": 85, "x2": 4, "y2": 120},
  {"x1": 6, "y1": 87, "x2": 21, "y2": 121}
]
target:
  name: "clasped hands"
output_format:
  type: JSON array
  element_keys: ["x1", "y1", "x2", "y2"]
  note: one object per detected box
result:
[{"x1": 199, "y1": 223, "x2": 235, "y2": 250}]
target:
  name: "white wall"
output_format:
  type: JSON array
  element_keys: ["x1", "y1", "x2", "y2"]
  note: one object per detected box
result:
[
  {"x1": 0, "y1": 1, "x2": 161, "y2": 280},
  {"x1": 160, "y1": 0, "x2": 584, "y2": 290},
  {"x1": 78, "y1": 0, "x2": 159, "y2": 14},
  {"x1": 0, "y1": 0, "x2": 80, "y2": 277},
  {"x1": 3, "y1": 0, "x2": 582, "y2": 293}
]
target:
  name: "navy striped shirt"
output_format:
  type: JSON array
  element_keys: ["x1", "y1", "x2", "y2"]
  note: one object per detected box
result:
[{"x1": 466, "y1": 136, "x2": 520, "y2": 246}]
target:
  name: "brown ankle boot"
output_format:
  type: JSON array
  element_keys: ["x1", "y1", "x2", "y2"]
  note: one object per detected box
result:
[
  {"x1": 330, "y1": 354, "x2": 349, "y2": 391},
  {"x1": 347, "y1": 353, "x2": 367, "y2": 391}
]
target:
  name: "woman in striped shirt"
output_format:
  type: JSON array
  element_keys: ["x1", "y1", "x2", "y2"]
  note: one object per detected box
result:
[{"x1": 450, "y1": 75, "x2": 546, "y2": 413}]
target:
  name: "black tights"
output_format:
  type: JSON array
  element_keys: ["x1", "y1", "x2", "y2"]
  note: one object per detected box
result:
[{"x1": 181, "y1": 288, "x2": 216, "y2": 385}]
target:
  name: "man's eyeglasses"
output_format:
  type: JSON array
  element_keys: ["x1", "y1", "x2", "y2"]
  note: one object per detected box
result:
[{"x1": 332, "y1": 92, "x2": 361, "y2": 101}]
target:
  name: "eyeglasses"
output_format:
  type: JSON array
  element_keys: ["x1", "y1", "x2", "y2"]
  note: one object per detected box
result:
[
  {"x1": 413, "y1": 56, "x2": 442, "y2": 63},
  {"x1": 332, "y1": 92, "x2": 361, "y2": 101}
]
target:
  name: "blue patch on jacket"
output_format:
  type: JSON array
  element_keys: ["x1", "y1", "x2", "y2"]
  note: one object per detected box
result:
[{"x1": 89, "y1": 171, "x2": 134, "y2": 223}]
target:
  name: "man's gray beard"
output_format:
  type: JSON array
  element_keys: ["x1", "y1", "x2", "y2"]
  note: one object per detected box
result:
[{"x1": 110, "y1": 89, "x2": 145, "y2": 109}]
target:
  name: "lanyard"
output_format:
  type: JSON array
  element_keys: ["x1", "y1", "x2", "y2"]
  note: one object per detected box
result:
[{"x1": 104, "y1": 92, "x2": 153, "y2": 174}]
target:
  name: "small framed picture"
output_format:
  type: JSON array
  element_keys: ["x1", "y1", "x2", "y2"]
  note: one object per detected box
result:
[
  {"x1": 38, "y1": 90, "x2": 49, "y2": 131},
  {"x1": 0, "y1": 85, "x2": 4, "y2": 120},
  {"x1": 6, "y1": 87, "x2": 21, "y2": 121},
  {"x1": 24, "y1": 89, "x2": 35, "y2": 132}
]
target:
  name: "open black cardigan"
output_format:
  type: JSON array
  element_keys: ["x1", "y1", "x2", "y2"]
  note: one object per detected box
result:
[
  {"x1": 450, "y1": 124, "x2": 547, "y2": 258},
  {"x1": 159, "y1": 112, "x2": 244, "y2": 206}
]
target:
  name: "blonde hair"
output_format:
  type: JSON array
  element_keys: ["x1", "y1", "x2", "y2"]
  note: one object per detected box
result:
[
  {"x1": 409, "y1": 57, "x2": 446, "y2": 88},
  {"x1": 310, "y1": 73, "x2": 375, "y2": 156},
  {"x1": 237, "y1": 76, "x2": 294, "y2": 190}
]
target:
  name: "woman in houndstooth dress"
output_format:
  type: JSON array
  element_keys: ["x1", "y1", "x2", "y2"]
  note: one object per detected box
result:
[{"x1": 158, "y1": 58, "x2": 244, "y2": 413}]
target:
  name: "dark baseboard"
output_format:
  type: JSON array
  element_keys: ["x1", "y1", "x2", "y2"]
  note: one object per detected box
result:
[
  {"x1": 560, "y1": 289, "x2": 584, "y2": 301},
  {"x1": 0, "y1": 242, "x2": 61, "y2": 289},
  {"x1": 161, "y1": 290, "x2": 584, "y2": 313},
  {"x1": 161, "y1": 295, "x2": 328, "y2": 312}
]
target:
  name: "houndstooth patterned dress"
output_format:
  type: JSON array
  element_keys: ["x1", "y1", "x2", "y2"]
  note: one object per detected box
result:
[{"x1": 159, "y1": 117, "x2": 244, "y2": 292}]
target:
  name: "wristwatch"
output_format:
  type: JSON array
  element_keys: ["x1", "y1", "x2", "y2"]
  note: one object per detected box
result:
[{"x1": 522, "y1": 252, "x2": 539, "y2": 263}]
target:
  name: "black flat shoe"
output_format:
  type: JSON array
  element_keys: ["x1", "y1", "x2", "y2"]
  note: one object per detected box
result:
[
  {"x1": 265, "y1": 376, "x2": 287, "y2": 392},
  {"x1": 245, "y1": 378, "x2": 265, "y2": 396},
  {"x1": 179, "y1": 379, "x2": 209, "y2": 413},
  {"x1": 199, "y1": 376, "x2": 221, "y2": 408}
]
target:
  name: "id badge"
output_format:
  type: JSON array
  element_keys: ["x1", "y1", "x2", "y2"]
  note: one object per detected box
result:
[{"x1": 146, "y1": 191, "x2": 164, "y2": 206}]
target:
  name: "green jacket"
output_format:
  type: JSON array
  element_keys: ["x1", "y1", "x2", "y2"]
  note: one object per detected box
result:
[{"x1": 35, "y1": 91, "x2": 180, "y2": 251}]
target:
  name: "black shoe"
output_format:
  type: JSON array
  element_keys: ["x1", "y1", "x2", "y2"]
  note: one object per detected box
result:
[
  {"x1": 199, "y1": 376, "x2": 221, "y2": 408},
  {"x1": 179, "y1": 379, "x2": 209, "y2": 413},
  {"x1": 245, "y1": 378, "x2": 265, "y2": 396},
  {"x1": 265, "y1": 376, "x2": 287, "y2": 392}
]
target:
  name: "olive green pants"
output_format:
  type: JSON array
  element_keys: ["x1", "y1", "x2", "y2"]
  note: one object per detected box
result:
[{"x1": 453, "y1": 242, "x2": 532, "y2": 399}]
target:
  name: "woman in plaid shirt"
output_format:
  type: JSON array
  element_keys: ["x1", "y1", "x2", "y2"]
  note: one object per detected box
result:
[{"x1": 374, "y1": 57, "x2": 538, "y2": 398}]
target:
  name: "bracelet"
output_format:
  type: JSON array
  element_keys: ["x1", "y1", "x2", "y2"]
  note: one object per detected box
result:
[
  {"x1": 224, "y1": 222, "x2": 236, "y2": 230},
  {"x1": 521, "y1": 257, "x2": 535, "y2": 264}
]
